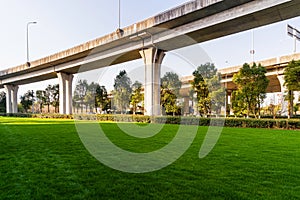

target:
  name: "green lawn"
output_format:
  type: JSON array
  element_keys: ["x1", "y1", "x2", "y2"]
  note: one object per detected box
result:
[{"x1": 0, "y1": 117, "x2": 300, "y2": 200}]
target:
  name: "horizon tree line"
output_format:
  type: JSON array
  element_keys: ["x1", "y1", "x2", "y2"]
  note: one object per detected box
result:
[{"x1": 1, "y1": 60, "x2": 299, "y2": 117}]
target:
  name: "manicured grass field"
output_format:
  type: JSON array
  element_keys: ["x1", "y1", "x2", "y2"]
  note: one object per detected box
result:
[{"x1": 0, "y1": 117, "x2": 300, "y2": 199}]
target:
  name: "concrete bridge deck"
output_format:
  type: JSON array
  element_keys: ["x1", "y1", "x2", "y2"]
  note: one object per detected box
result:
[
  {"x1": 180, "y1": 53, "x2": 300, "y2": 97},
  {"x1": 1, "y1": 0, "x2": 300, "y2": 114},
  {"x1": 219, "y1": 53, "x2": 300, "y2": 93},
  {"x1": 1, "y1": 0, "x2": 299, "y2": 88}
]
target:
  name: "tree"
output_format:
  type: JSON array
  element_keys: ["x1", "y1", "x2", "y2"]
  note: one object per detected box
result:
[
  {"x1": 73, "y1": 80, "x2": 110, "y2": 114},
  {"x1": 130, "y1": 81, "x2": 144, "y2": 114},
  {"x1": 74, "y1": 80, "x2": 88, "y2": 113},
  {"x1": 207, "y1": 73, "x2": 224, "y2": 115},
  {"x1": 113, "y1": 70, "x2": 132, "y2": 114},
  {"x1": 192, "y1": 72, "x2": 209, "y2": 116},
  {"x1": 268, "y1": 104, "x2": 281, "y2": 119},
  {"x1": 161, "y1": 72, "x2": 182, "y2": 97},
  {"x1": 50, "y1": 84, "x2": 59, "y2": 113},
  {"x1": 161, "y1": 72, "x2": 182, "y2": 116},
  {"x1": 44, "y1": 85, "x2": 52, "y2": 113},
  {"x1": 232, "y1": 63, "x2": 269, "y2": 118},
  {"x1": 231, "y1": 90, "x2": 247, "y2": 117},
  {"x1": 191, "y1": 63, "x2": 223, "y2": 117},
  {"x1": 36, "y1": 90, "x2": 46, "y2": 113},
  {"x1": 284, "y1": 60, "x2": 300, "y2": 118},
  {"x1": 161, "y1": 87, "x2": 180, "y2": 115},
  {"x1": 73, "y1": 88, "x2": 81, "y2": 113},
  {"x1": 20, "y1": 90, "x2": 34, "y2": 113},
  {"x1": 95, "y1": 85, "x2": 110, "y2": 113},
  {"x1": 193, "y1": 62, "x2": 217, "y2": 79},
  {"x1": 0, "y1": 92, "x2": 6, "y2": 113},
  {"x1": 85, "y1": 82, "x2": 98, "y2": 113}
]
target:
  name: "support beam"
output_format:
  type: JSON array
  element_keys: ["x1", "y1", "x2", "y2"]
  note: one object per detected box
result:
[
  {"x1": 4, "y1": 85, "x2": 12, "y2": 114},
  {"x1": 139, "y1": 48, "x2": 165, "y2": 116},
  {"x1": 3, "y1": 85, "x2": 18, "y2": 114},
  {"x1": 57, "y1": 72, "x2": 73, "y2": 114},
  {"x1": 224, "y1": 89, "x2": 229, "y2": 117},
  {"x1": 66, "y1": 75, "x2": 73, "y2": 115},
  {"x1": 183, "y1": 97, "x2": 190, "y2": 116},
  {"x1": 226, "y1": 90, "x2": 232, "y2": 116},
  {"x1": 12, "y1": 85, "x2": 19, "y2": 113},
  {"x1": 295, "y1": 91, "x2": 300, "y2": 104}
]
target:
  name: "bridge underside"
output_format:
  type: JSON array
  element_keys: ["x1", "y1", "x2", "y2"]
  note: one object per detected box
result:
[
  {"x1": 1, "y1": 0, "x2": 300, "y2": 88},
  {"x1": 223, "y1": 75, "x2": 282, "y2": 93},
  {"x1": 1, "y1": 0, "x2": 300, "y2": 115}
]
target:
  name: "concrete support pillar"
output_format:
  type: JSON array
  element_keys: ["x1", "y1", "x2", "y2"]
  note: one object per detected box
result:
[
  {"x1": 12, "y1": 85, "x2": 19, "y2": 113},
  {"x1": 183, "y1": 97, "x2": 190, "y2": 115},
  {"x1": 224, "y1": 89, "x2": 228, "y2": 117},
  {"x1": 57, "y1": 72, "x2": 73, "y2": 114},
  {"x1": 66, "y1": 75, "x2": 73, "y2": 115},
  {"x1": 225, "y1": 90, "x2": 232, "y2": 117},
  {"x1": 192, "y1": 93, "x2": 198, "y2": 116},
  {"x1": 227, "y1": 91, "x2": 232, "y2": 116},
  {"x1": 4, "y1": 85, "x2": 18, "y2": 114},
  {"x1": 139, "y1": 48, "x2": 165, "y2": 116},
  {"x1": 294, "y1": 91, "x2": 300, "y2": 103},
  {"x1": 4, "y1": 85, "x2": 12, "y2": 114}
]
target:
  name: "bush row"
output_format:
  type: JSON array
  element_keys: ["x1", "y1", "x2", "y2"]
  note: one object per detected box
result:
[
  {"x1": 154, "y1": 116, "x2": 300, "y2": 129},
  {"x1": 223, "y1": 118, "x2": 300, "y2": 129},
  {"x1": 73, "y1": 114, "x2": 151, "y2": 123},
  {"x1": 1, "y1": 113, "x2": 300, "y2": 129}
]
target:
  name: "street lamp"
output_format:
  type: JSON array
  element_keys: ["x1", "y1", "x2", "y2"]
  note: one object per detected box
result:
[
  {"x1": 287, "y1": 24, "x2": 300, "y2": 53},
  {"x1": 116, "y1": 0, "x2": 124, "y2": 37},
  {"x1": 118, "y1": 0, "x2": 121, "y2": 29},
  {"x1": 26, "y1": 21, "x2": 37, "y2": 67}
]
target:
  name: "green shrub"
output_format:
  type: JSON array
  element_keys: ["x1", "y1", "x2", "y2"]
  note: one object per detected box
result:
[
  {"x1": 1, "y1": 113, "x2": 300, "y2": 129},
  {"x1": 224, "y1": 118, "x2": 243, "y2": 128},
  {"x1": 0, "y1": 113, "x2": 32, "y2": 118},
  {"x1": 33, "y1": 113, "x2": 74, "y2": 119}
]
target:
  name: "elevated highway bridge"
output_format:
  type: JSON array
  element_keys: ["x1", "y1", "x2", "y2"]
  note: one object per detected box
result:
[
  {"x1": 1, "y1": 0, "x2": 300, "y2": 115},
  {"x1": 179, "y1": 53, "x2": 300, "y2": 115}
]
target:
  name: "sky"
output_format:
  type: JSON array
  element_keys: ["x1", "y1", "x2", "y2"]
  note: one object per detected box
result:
[{"x1": 0, "y1": 0, "x2": 299, "y2": 96}]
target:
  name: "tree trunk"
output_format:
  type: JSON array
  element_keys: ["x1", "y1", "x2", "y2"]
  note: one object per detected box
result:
[
  {"x1": 257, "y1": 101, "x2": 261, "y2": 119},
  {"x1": 288, "y1": 90, "x2": 294, "y2": 119},
  {"x1": 246, "y1": 104, "x2": 250, "y2": 118}
]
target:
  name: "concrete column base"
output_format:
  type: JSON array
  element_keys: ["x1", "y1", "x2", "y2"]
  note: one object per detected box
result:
[
  {"x1": 12, "y1": 85, "x2": 19, "y2": 113},
  {"x1": 183, "y1": 97, "x2": 190, "y2": 115},
  {"x1": 139, "y1": 48, "x2": 165, "y2": 116},
  {"x1": 4, "y1": 85, "x2": 18, "y2": 114},
  {"x1": 57, "y1": 72, "x2": 73, "y2": 114},
  {"x1": 4, "y1": 85, "x2": 12, "y2": 114}
]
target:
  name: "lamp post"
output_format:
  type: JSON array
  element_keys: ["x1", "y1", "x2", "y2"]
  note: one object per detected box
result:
[
  {"x1": 118, "y1": 0, "x2": 121, "y2": 29},
  {"x1": 287, "y1": 24, "x2": 300, "y2": 53},
  {"x1": 26, "y1": 21, "x2": 37, "y2": 67},
  {"x1": 116, "y1": 0, "x2": 124, "y2": 37}
]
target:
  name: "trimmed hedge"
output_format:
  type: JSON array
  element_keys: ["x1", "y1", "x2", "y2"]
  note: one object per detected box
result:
[
  {"x1": 34, "y1": 113, "x2": 74, "y2": 119},
  {"x1": 1, "y1": 113, "x2": 300, "y2": 129},
  {"x1": 0, "y1": 113, "x2": 33, "y2": 118}
]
